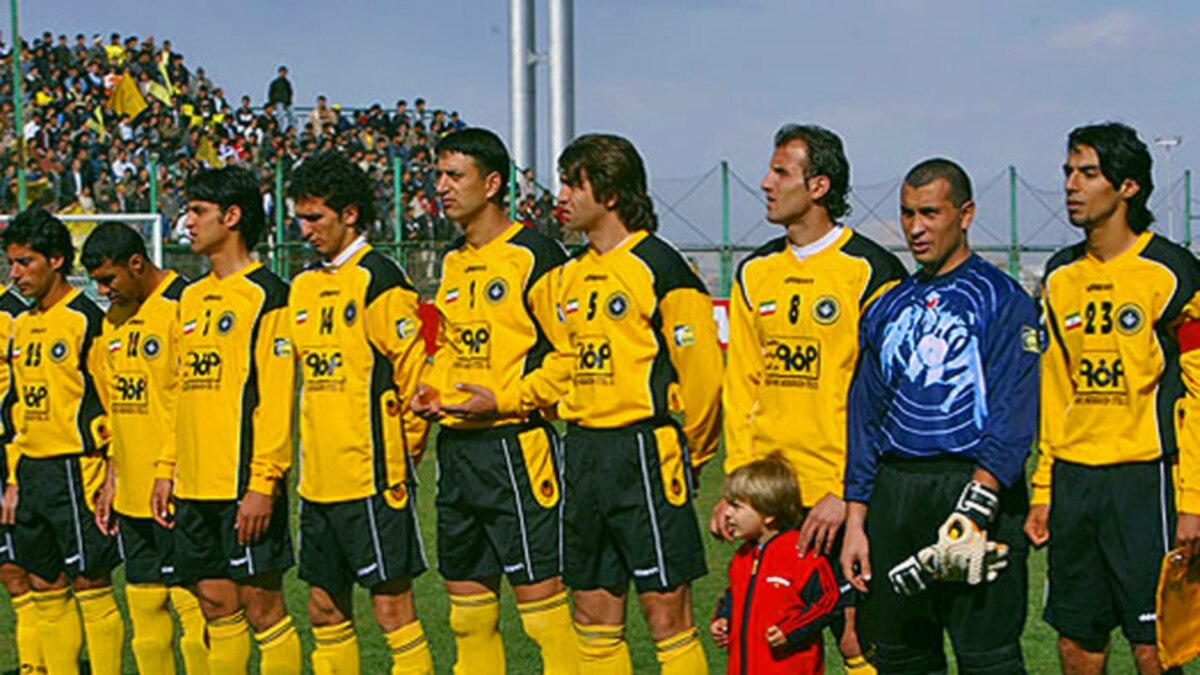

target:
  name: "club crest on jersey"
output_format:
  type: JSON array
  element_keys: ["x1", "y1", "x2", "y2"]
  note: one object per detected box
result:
[
  {"x1": 142, "y1": 336, "x2": 162, "y2": 360},
  {"x1": 759, "y1": 300, "x2": 777, "y2": 317},
  {"x1": 1021, "y1": 325, "x2": 1042, "y2": 354},
  {"x1": 485, "y1": 278, "x2": 507, "y2": 304},
  {"x1": 344, "y1": 300, "x2": 357, "y2": 326},
  {"x1": 295, "y1": 310, "x2": 309, "y2": 325},
  {"x1": 396, "y1": 318, "x2": 414, "y2": 340},
  {"x1": 1116, "y1": 303, "x2": 1144, "y2": 335},
  {"x1": 1064, "y1": 313, "x2": 1082, "y2": 331},
  {"x1": 108, "y1": 338, "x2": 122, "y2": 353},
  {"x1": 673, "y1": 324, "x2": 695, "y2": 347},
  {"x1": 605, "y1": 292, "x2": 630, "y2": 320},
  {"x1": 49, "y1": 340, "x2": 69, "y2": 362},
  {"x1": 217, "y1": 311, "x2": 235, "y2": 335},
  {"x1": 813, "y1": 296, "x2": 840, "y2": 325},
  {"x1": 445, "y1": 288, "x2": 460, "y2": 303}
]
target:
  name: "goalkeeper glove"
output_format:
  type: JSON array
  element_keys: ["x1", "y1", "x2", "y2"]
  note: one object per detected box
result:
[
  {"x1": 936, "y1": 480, "x2": 1002, "y2": 584},
  {"x1": 887, "y1": 539, "x2": 1010, "y2": 596}
]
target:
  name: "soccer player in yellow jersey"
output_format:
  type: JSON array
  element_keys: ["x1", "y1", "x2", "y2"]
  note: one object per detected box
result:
[
  {"x1": 411, "y1": 128, "x2": 576, "y2": 674},
  {"x1": 81, "y1": 223, "x2": 209, "y2": 675},
  {"x1": 153, "y1": 166, "x2": 301, "y2": 674},
  {"x1": 0, "y1": 209, "x2": 125, "y2": 675},
  {"x1": 0, "y1": 285, "x2": 44, "y2": 674},
  {"x1": 714, "y1": 124, "x2": 903, "y2": 674},
  {"x1": 288, "y1": 151, "x2": 434, "y2": 675},
  {"x1": 549, "y1": 133, "x2": 722, "y2": 674},
  {"x1": 1025, "y1": 122, "x2": 1200, "y2": 675}
]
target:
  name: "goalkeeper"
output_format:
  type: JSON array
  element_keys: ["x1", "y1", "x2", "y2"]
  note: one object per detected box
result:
[{"x1": 840, "y1": 159, "x2": 1039, "y2": 674}]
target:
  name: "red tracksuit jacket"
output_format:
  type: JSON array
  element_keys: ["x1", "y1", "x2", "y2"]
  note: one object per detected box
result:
[{"x1": 715, "y1": 529, "x2": 843, "y2": 675}]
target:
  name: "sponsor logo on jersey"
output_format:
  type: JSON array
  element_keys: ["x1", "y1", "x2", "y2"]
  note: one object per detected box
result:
[
  {"x1": 759, "y1": 300, "x2": 777, "y2": 316},
  {"x1": 1116, "y1": 303, "x2": 1144, "y2": 335},
  {"x1": 49, "y1": 340, "x2": 69, "y2": 362},
  {"x1": 183, "y1": 319, "x2": 197, "y2": 335},
  {"x1": 445, "y1": 288, "x2": 459, "y2": 303},
  {"x1": 605, "y1": 292, "x2": 630, "y2": 320},
  {"x1": 765, "y1": 576, "x2": 792, "y2": 588},
  {"x1": 1077, "y1": 351, "x2": 1125, "y2": 394},
  {"x1": 295, "y1": 310, "x2": 308, "y2": 324},
  {"x1": 216, "y1": 311, "x2": 235, "y2": 335},
  {"x1": 142, "y1": 335, "x2": 162, "y2": 359},
  {"x1": 396, "y1": 318, "x2": 414, "y2": 340},
  {"x1": 1021, "y1": 325, "x2": 1041, "y2": 353},
  {"x1": 813, "y1": 295, "x2": 840, "y2": 325},
  {"x1": 673, "y1": 324, "x2": 695, "y2": 347},
  {"x1": 344, "y1": 300, "x2": 357, "y2": 326},
  {"x1": 485, "y1": 278, "x2": 507, "y2": 304},
  {"x1": 1064, "y1": 313, "x2": 1082, "y2": 331},
  {"x1": 273, "y1": 338, "x2": 291, "y2": 357},
  {"x1": 765, "y1": 336, "x2": 820, "y2": 386}
]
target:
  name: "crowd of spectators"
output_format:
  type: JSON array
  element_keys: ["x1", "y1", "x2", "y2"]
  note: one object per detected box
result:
[{"x1": 0, "y1": 30, "x2": 564, "y2": 246}]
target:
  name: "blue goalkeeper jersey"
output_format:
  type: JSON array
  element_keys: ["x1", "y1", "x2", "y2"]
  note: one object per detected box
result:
[{"x1": 845, "y1": 254, "x2": 1040, "y2": 502}]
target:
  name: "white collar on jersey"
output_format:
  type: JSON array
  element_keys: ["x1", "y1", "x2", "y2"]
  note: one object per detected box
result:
[
  {"x1": 790, "y1": 225, "x2": 843, "y2": 261},
  {"x1": 325, "y1": 235, "x2": 368, "y2": 270}
]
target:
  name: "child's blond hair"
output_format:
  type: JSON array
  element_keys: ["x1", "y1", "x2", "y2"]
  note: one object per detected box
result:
[{"x1": 723, "y1": 453, "x2": 804, "y2": 531}]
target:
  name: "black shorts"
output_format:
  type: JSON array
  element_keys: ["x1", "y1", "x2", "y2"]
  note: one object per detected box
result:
[
  {"x1": 1044, "y1": 459, "x2": 1175, "y2": 646},
  {"x1": 562, "y1": 421, "x2": 706, "y2": 594},
  {"x1": 861, "y1": 458, "x2": 1027, "y2": 674},
  {"x1": 13, "y1": 456, "x2": 120, "y2": 581},
  {"x1": 299, "y1": 491, "x2": 428, "y2": 594},
  {"x1": 436, "y1": 422, "x2": 563, "y2": 585},
  {"x1": 116, "y1": 513, "x2": 178, "y2": 585},
  {"x1": 174, "y1": 497, "x2": 294, "y2": 582}
]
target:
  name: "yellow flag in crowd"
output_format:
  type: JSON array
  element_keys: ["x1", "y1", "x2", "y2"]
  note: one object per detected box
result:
[
  {"x1": 84, "y1": 106, "x2": 108, "y2": 141},
  {"x1": 157, "y1": 51, "x2": 175, "y2": 102},
  {"x1": 195, "y1": 135, "x2": 224, "y2": 168},
  {"x1": 147, "y1": 81, "x2": 173, "y2": 106},
  {"x1": 106, "y1": 74, "x2": 148, "y2": 120}
]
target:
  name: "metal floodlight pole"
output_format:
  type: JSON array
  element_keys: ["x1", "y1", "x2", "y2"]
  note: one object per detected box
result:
[
  {"x1": 10, "y1": 0, "x2": 25, "y2": 210},
  {"x1": 1008, "y1": 166, "x2": 1019, "y2": 279},
  {"x1": 1186, "y1": 169, "x2": 1194, "y2": 250},
  {"x1": 548, "y1": 0, "x2": 574, "y2": 192},
  {"x1": 1154, "y1": 135, "x2": 1182, "y2": 242},
  {"x1": 509, "y1": 0, "x2": 536, "y2": 176}
]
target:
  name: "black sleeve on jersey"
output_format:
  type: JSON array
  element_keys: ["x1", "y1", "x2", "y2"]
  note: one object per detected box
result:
[
  {"x1": 842, "y1": 232, "x2": 907, "y2": 306},
  {"x1": 0, "y1": 291, "x2": 28, "y2": 316},
  {"x1": 161, "y1": 274, "x2": 190, "y2": 301},
  {"x1": 734, "y1": 236, "x2": 787, "y2": 308},
  {"x1": 1142, "y1": 235, "x2": 1200, "y2": 324},
  {"x1": 1042, "y1": 243, "x2": 1086, "y2": 285},
  {"x1": 69, "y1": 294, "x2": 107, "y2": 455},
  {"x1": 630, "y1": 234, "x2": 708, "y2": 299},
  {"x1": 510, "y1": 227, "x2": 569, "y2": 295},
  {"x1": 359, "y1": 250, "x2": 414, "y2": 306},
  {"x1": 246, "y1": 266, "x2": 291, "y2": 311}
]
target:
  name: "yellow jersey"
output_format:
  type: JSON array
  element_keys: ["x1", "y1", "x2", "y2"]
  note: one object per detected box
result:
[
  {"x1": 0, "y1": 288, "x2": 27, "y2": 484},
  {"x1": 422, "y1": 222, "x2": 568, "y2": 428},
  {"x1": 99, "y1": 272, "x2": 187, "y2": 518},
  {"x1": 289, "y1": 243, "x2": 428, "y2": 503},
  {"x1": 1033, "y1": 232, "x2": 1200, "y2": 513},
  {"x1": 547, "y1": 230, "x2": 723, "y2": 466},
  {"x1": 723, "y1": 228, "x2": 905, "y2": 506},
  {"x1": 174, "y1": 262, "x2": 293, "y2": 501}
]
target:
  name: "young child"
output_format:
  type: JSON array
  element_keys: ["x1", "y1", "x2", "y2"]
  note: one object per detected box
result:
[{"x1": 711, "y1": 454, "x2": 844, "y2": 674}]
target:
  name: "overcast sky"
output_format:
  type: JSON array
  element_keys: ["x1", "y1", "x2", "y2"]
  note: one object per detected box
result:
[{"x1": 22, "y1": 1, "x2": 1200, "y2": 248}]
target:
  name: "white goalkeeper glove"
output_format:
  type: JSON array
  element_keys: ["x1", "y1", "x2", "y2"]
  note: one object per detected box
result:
[{"x1": 887, "y1": 537, "x2": 1010, "y2": 596}]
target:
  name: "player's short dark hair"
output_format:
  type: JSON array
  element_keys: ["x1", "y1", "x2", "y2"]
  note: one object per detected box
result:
[
  {"x1": 436, "y1": 128, "x2": 511, "y2": 206},
  {"x1": 1068, "y1": 122, "x2": 1155, "y2": 233},
  {"x1": 558, "y1": 133, "x2": 658, "y2": 232},
  {"x1": 80, "y1": 222, "x2": 148, "y2": 271},
  {"x1": 723, "y1": 453, "x2": 804, "y2": 531},
  {"x1": 774, "y1": 124, "x2": 852, "y2": 220},
  {"x1": 2, "y1": 208, "x2": 74, "y2": 277},
  {"x1": 288, "y1": 151, "x2": 377, "y2": 231},
  {"x1": 904, "y1": 158, "x2": 973, "y2": 207},
  {"x1": 186, "y1": 165, "x2": 266, "y2": 247}
]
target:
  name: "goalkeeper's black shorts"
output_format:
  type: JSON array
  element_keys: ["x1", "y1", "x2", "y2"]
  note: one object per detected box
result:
[
  {"x1": 1043, "y1": 458, "x2": 1176, "y2": 646},
  {"x1": 861, "y1": 457, "x2": 1028, "y2": 674}
]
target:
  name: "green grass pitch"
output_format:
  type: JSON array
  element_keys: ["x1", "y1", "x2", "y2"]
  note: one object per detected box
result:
[{"x1": 0, "y1": 437, "x2": 1194, "y2": 673}]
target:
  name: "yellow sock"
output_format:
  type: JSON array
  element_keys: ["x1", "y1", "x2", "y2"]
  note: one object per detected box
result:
[
  {"x1": 312, "y1": 620, "x2": 360, "y2": 675},
  {"x1": 76, "y1": 586, "x2": 125, "y2": 675},
  {"x1": 517, "y1": 592, "x2": 578, "y2": 675},
  {"x1": 448, "y1": 592, "x2": 504, "y2": 675},
  {"x1": 655, "y1": 627, "x2": 707, "y2": 675},
  {"x1": 33, "y1": 587, "x2": 82, "y2": 674},
  {"x1": 845, "y1": 654, "x2": 878, "y2": 674},
  {"x1": 170, "y1": 586, "x2": 210, "y2": 675},
  {"x1": 12, "y1": 592, "x2": 45, "y2": 673},
  {"x1": 207, "y1": 609, "x2": 251, "y2": 674},
  {"x1": 255, "y1": 614, "x2": 302, "y2": 675},
  {"x1": 125, "y1": 583, "x2": 175, "y2": 675},
  {"x1": 576, "y1": 622, "x2": 631, "y2": 675},
  {"x1": 385, "y1": 620, "x2": 434, "y2": 675}
]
